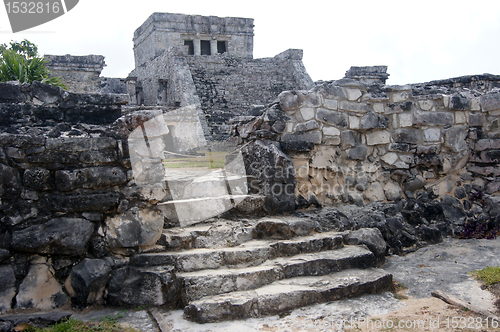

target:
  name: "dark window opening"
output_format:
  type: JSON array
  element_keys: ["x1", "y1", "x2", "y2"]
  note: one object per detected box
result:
[
  {"x1": 217, "y1": 41, "x2": 227, "y2": 54},
  {"x1": 136, "y1": 87, "x2": 144, "y2": 105},
  {"x1": 201, "y1": 40, "x2": 211, "y2": 55},
  {"x1": 184, "y1": 40, "x2": 194, "y2": 55},
  {"x1": 158, "y1": 79, "x2": 168, "y2": 105}
]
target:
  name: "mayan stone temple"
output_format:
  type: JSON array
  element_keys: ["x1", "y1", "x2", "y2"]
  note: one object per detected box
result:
[{"x1": 1, "y1": 11, "x2": 500, "y2": 330}]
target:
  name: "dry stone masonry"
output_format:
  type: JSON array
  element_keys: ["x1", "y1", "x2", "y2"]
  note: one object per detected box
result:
[{"x1": 232, "y1": 67, "x2": 500, "y2": 250}]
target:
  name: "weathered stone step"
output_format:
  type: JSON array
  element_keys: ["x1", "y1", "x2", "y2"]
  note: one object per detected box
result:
[
  {"x1": 157, "y1": 220, "x2": 255, "y2": 251},
  {"x1": 178, "y1": 245, "x2": 375, "y2": 302},
  {"x1": 183, "y1": 268, "x2": 393, "y2": 323},
  {"x1": 131, "y1": 231, "x2": 344, "y2": 272}
]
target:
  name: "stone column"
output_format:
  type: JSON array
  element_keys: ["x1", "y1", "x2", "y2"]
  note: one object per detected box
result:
[
  {"x1": 210, "y1": 40, "x2": 218, "y2": 55},
  {"x1": 194, "y1": 38, "x2": 201, "y2": 56}
]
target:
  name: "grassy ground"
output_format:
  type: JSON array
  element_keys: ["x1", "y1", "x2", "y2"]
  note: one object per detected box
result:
[
  {"x1": 162, "y1": 151, "x2": 227, "y2": 169},
  {"x1": 23, "y1": 317, "x2": 139, "y2": 332}
]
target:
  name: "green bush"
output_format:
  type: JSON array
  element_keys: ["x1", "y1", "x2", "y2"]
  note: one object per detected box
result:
[{"x1": 0, "y1": 39, "x2": 66, "y2": 89}]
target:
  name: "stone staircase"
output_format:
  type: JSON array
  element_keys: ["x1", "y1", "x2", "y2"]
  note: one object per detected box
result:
[{"x1": 126, "y1": 218, "x2": 393, "y2": 324}]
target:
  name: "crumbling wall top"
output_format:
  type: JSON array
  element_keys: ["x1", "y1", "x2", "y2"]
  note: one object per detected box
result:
[{"x1": 44, "y1": 54, "x2": 105, "y2": 73}]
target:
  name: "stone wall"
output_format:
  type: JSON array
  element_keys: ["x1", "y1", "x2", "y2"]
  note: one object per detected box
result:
[
  {"x1": 45, "y1": 55, "x2": 106, "y2": 94},
  {"x1": 187, "y1": 49, "x2": 313, "y2": 140},
  {"x1": 232, "y1": 68, "x2": 500, "y2": 234},
  {"x1": 133, "y1": 13, "x2": 254, "y2": 68},
  {"x1": 0, "y1": 82, "x2": 171, "y2": 312},
  {"x1": 133, "y1": 47, "x2": 313, "y2": 140}
]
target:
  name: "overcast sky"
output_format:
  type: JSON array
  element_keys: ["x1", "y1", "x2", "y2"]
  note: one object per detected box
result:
[{"x1": 1, "y1": 0, "x2": 500, "y2": 85}]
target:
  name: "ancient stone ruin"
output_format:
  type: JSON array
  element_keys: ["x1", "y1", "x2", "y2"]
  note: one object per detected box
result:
[{"x1": 1, "y1": 11, "x2": 500, "y2": 326}]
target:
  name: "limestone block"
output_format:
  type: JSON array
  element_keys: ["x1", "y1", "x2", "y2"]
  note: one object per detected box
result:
[
  {"x1": 444, "y1": 126, "x2": 467, "y2": 153},
  {"x1": 343, "y1": 88, "x2": 362, "y2": 101},
  {"x1": 388, "y1": 143, "x2": 411, "y2": 152},
  {"x1": 346, "y1": 228, "x2": 387, "y2": 262},
  {"x1": 399, "y1": 154, "x2": 414, "y2": 164},
  {"x1": 373, "y1": 103, "x2": 385, "y2": 113},
  {"x1": 11, "y1": 218, "x2": 94, "y2": 255},
  {"x1": 323, "y1": 99, "x2": 338, "y2": 110},
  {"x1": 349, "y1": 116, "x2": 360, "y2": 129},
  {"x1": 443, "y1": 95, "x2": 451, "y2": 108},
  {"x1": 322, "y1": 126, "x2": 341, "y2": 137},
  {"x1": 15, "y1": 262, "x2": 68, "y2": 310},
  {"x1": 303, "y1": 93, "x2": 322, "y2": 107},
  {"x1": 295, "y1": 119, "x2": 319, "y2": 132},
  {"x1": 322, "y1": 136, "x2": 341, "y2": 145},
  {"x1": 339, "y1": 101, "x2": 372, "y2": 113},
  {"x1": 0, "y1": 265, "x2": 16, "y2": 313},
  {"x1": 364, "y1": 182, "x2": 385, "y2": 202},
  {"x1": 316, "y1": 108, "x2": 348, "y2": 127},
  {"x1": 106, "y1": 207, "x2": 164, "y2": 248},
  {"x1": 300, "y1": 107, "x2": 315, "y2": 121},
  {"x1": 391, "y1": 90, "x2": 410, "y2": 103},
  {"x1": 46, "y1": 137, "x2": 117, "y2": 152},
  {"x1": 347, "y1": 145, "x2": 368, "y2": 160},
  {"x1": 393, "y1": 160, "x2": 410, "y2": 169},
  {"x1": 360, "y1": 112, "x2": 389, "y2": 130},
  {"x1": 474, "y1": 139, "x2": 500, "y2": 151},
  {"x1": 454, "y1": 112, "x2": 466, "y2": 124},
  {"x1": 278, "y1": 91, "x2": 304, "y2": 111},
  {"x1": 441, "y1": 195, "x2": 466, "y2": 224},
  {"x1": 55, "y1": 167, "x2": 127, "y2": 192},
  {"x1": 68, "y1": 258, "x2": 112, "y2": 308},
  {"x1": 365, "y1": 130, "x2": 391, "y2": 146},
  {"x1": 237, "y1": 117, "x2": 263, "y2": 138},
  {"x1": 384, "y1": 181, "x2": 402, "y2": 201},
  {"x1": 423, "y1": 128, "x2": 441, "y2": 142},
  {"x1": 450, "y1": 95, "x2": 470, "y2": 110},
  {"x1": 45, "y1": 191, "x2": 120, "y2": 213},
  {"x1": 486, "y1": 181, "x2": 500, "y2": 194},
  {"x1": 393, "y1": 129, "x2": 421, "y2": 144},
  {"x1": 399, "y1": 113, "x2": 413, "y2": 127},
  {"x1": 22, "y1": 168, "x2": 51, "y2": 191},
  {"x1": 418, "y1": 100, "x2": 434, "y2": 111},
  {"x1": 404, "y1": 175, "x2": 426, "y2": 192},
  {"x1": 414, "y1": 111, "x2": 454, "y2": 126},
  {"x1": 281, "y1": 131, "x2": 322, "y2": 151},
  {"x1": 480, "y1": 92, "x2": 500, "y2": 112},
  {"x1": 0, "y1": 163, "x2": 21, "y2": 198},
  {"x1": 471, "y1": 98, "x2": 481, "y2": 111},
  {"x1": 469, "y1": 113, "x2": 485, "y2": 127},
  {"x1": 107, "y1": 266, "x2": 175, "y2": 306},
  {"x1": 340, "y1": 130, "x2": 360, "y2": 149},
  {"x1": 381, "y1": 152, "x2": 398, "y2": 165}
]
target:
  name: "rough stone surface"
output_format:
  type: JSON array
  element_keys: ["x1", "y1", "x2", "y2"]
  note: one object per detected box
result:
[
  {"x1": 0, "y1": 265, "x2": 16, "y2": 313},
  {"x1": 105, "y1": 207, "x2": 164, "y2": 248},
  {"x1": 15, "y1": 263, "x2": 68, "y2": 310},
  {"x1": 241, "y1": 140, "x2": 295, "y2": 214},
  {"x1": 68, "y1": 259, "x2": 112, "y2": 308},
  {"x1": 346, "y1": 228, "x2": 387, "y2": 264},
  {"x1": 11, "y1": 218, "x2": 94, "y2": 256}
]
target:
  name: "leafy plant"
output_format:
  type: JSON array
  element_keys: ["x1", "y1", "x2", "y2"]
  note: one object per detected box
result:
[
  {"x1": 25, "y1": 317, "x2": 139, "y2": 332},
  {"x1": 471, "y1": 266, "x2": 500, "y2": 286},
  {"x1": 0, "y1": 39, "x2": 66, "y2": 88},
  {"x1": 461, "y1": 216, "x2": 500, "y2": 239}
]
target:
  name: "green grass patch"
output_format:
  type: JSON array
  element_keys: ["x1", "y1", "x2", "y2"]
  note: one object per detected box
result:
[
  {"x1": 25, "y1": 317, "x2": 139, "y2": 332},
  {"x1": 471, "y1": 266, "x2": 500, "y2": 285},
  {"x1": 163, "y1": 151, "x2": 227, "y2": 169}
]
